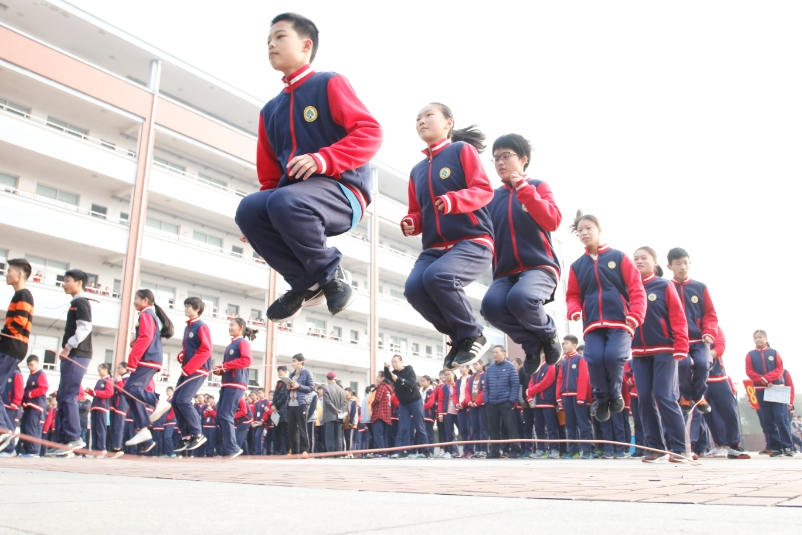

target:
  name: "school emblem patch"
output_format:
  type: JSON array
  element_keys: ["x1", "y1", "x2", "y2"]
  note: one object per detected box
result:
[
  {"x1": 303, "y1": 106, "x2": 318, "y2": 122},
  {"x1": 607, "y1": 261, "x2": 617, "y2": 269},
  {"x1": 521, "y1": 203, "x2": 529, "y2": 212},
  {"x1": 648, "y1": 293, "x2": 657, "y2": 302},
  {"x1": 691, "y1": 296, "x2": 699, "y2": 304},
  {"x1": 230, "y1": 349, "x2": 234, "y2": 355},
  {"x1": 189, "y1": 332, "x2": 194, "y2": 338},
  {"x1": 769, "y1": 356, "x2": 775, "y2": 361},
  {"x1": 571, "y1": 364, "x2": 577, "y2": 369},
  {"x1": 439, "y1": 167, "x2": 451, "y2": 179}
]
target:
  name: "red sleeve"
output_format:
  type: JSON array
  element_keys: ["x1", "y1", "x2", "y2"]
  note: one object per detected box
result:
[
  {"x1": 311, "y1": 75, "x2": 382, "y2": 180},
  {"x1": 763, "y1": 352, "x2": 785, "y2": 383},
  {"x1": 555, "y1": 365, "x2": 564, "y2": 402},
  {"x1": 714, "y1": 328, "x2": 727, "y2": 359},
  {"x1": 475, "y1": 377, "x2": 484, "y2": 406},
  {"x1": 28, "y1": 373, "x2": 49, "y2": 399},
  {"x1": 9, "y1": 374, "x2": 23, "y2": 407},
  {"x1": 391, "y1": 393, "x2": 399, "y2": 407},
  {"x1": 566, "y1": 267, "x2": 582, "y2": 321},
  {"x1": 435, "y1": 144, "x2": 493, "y2": 215},
  {"x1": 528, "y1": 366, "x2": 557, "y2": 399},
  {"x1": 256, "y1": 113, "x2": 282, "y2": 191},
  {"x1": 701, "y1": 287, "x2": 719, "y2": 340},
  {"x1": 745, "y1": 354, "x2": 763, "y2": 383},
  {"x1": 96, "y1": 378, "x2": 114, "y2": 400},
  {"x1": 234, "y1": 398, "x2": 247, "y2": 419},
  {"x1": 223, "y1": 340, "x2": 253, "y2": 370},
  {"x1": 401, "y1": 179, "x2": 423, "y2": 236},
  {"x1": 146, "y1": 379, "x2": 155, "y2": 393},
  {"x1": 576, "y1": 359, "x2": 590, "y2": 404},
  {"x1": 621, "y1": 381, "x2": 631, "y2": 409},
  {"x1": 423, "y1": 390, "x2": 436, "y2": 410},
  {"x1": 437, "y1": 385, "x2": 446, "y2": 415},
  {"x1": 786, "y1": 372, "x2": 795, "y2": 404},
  {"x1": 182, "y1": 325, "x2": 213, "y2": 376},
  {"x1": 665, "y1": 282, "x2": 689, "y2": 358},
  {"x1": 621, "y1": 256, "x2": 647, "y2": 328},
  {"x1": 515, "y1": 180, "x2": 562, "y2": 232},
  {"x1": 127, "y1": 312, "x2": 156, "y2": 372}
]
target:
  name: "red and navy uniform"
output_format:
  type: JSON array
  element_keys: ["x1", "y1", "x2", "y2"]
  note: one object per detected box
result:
[
  {"x1": 216, "y1": 336, "x2": 254, "y2": 456},
  {"x1": 454, "y1": 374, "x2": 474, "y2": 454},
  {"x1": 672, "y1": 277, "x2": 718, "y2": 402},
  {"x1": 402, "y1": 138, "x2": 494, "y2": 343},
  {"x1": 19, "y1": 368, "x2": 48, "y2": 454},
  {"x1": 467, "y1": 371, "x2": 488, "y2": 453},
  {"x1": 123, "y1": 306, "x2": 164, "y2": 432},
  {"x1": 437, "y1": 382, "x2": 459, "y2": 454},
  {"x1": 86, "y1": 376, "x2": 113, "y2": 452},
  {"x1": 526, "y1": 363, "x2": 559, "y2": 451},
  {"x1": 567, "y1": 244, "x2": 646, "y2": 406},
  {"x1": 201, "y1": 405, "x2": 217, "y2": 457},
  {"x1": 110, "y1": 374, "x2": 129, "y2": 452},
  {"x1": 1, "y1": 367, "x2": 23, "y2": 453},
  {"x1": 746, "y1": 345, "x2": 793, "y2": 450},
  {"x1": 234, "y1": 397, "x2": 253, "y2": 450},
  {"x1": 173, "y1": 317, "x2": 212, "y2": 439},
  {"x1": 236, "y1": 64, "x2": 382, "y2": 293},
  {"x1": 162, "y1": 405, "x2": 176, "y2": 457},
  {"x1": 555, "y1": 352, "x2": 592, "y2": 454},
  {"x1": 702, "y1": 328, "x2": 742, "y2": 448},
  {"x1": 622, "y1": 360, "x2": 644, "y2": 450},
  {"x1": 251, "y1": 398, "x2": 267, "y2": 456},
  {"x1": 482, "y1": 176, "x2": 562, "y2": 356}
]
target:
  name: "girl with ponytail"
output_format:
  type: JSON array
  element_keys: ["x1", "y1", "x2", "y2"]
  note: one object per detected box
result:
[
  {"x1": 123, "y1": 289, "x2": 174, "y2": 451},
  {"x1": 213, "y1": 317, "x2": 256, "y2": 459},
  {"x1": 401, "y1": 103, "x2": 495, "y2": 369}
]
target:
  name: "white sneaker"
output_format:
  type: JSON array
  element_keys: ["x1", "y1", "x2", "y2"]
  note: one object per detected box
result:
[
  {"x1": 442, "y1": 452, "x2": 452, "y2": 459},
  {"x1": 714, "y1": 448, "x2": 728, "y2": 458},
  {"x1": 0, "y1": 451, "x2": 17, "y2": 458},
  {"x1": 149, "y1": 399, "x2": 172, "y2": 423},
  {"x1": 703, "y1": 447, "x2": 719, "y2": 458},
  {"x1": 110, "y1": 450, "x2": 124, "y2": 459},
  {"x1": 0, "y1": 432, "x2": 14, "y2": 450},
  {"x1": 94, "y1": 450, "x2": 108, "y2": 458},
  {"x1": 226, "y1": 448, "x2": 243, "y2": 460},
  {"x1": 125, "y1": 427, "x2": 153, "y2": 446}
]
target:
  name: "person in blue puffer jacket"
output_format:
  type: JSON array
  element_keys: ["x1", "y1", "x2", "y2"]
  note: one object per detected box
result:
[{"x1": 483, "y1": 345, "x2": 521, "y2": 458}]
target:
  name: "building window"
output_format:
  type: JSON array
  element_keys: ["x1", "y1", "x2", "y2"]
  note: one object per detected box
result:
[
  {"x1": 90, "y1": 204, "x2": 108, "y2": 219},
  {"x1": 187, "y1": 292, "x2": 219, "y2": 315},
  {"x1": 120, "y1": 212, "x2": 129, "y2": 222},
  {"x1": 390, "y1": 336, "x2": 407, "y2": 352},
  {"x1": 35, "y1": 184, "x2": 79, "y2": 205},
  {"x1": 248, "y1": 369, "x2": 259, "y2": 387},
  {"x1": 25, "y1": 255, "x2": 68, "y2": 284},
  {"x1": 0, "y1": 172, "x2": 17, "y2": 190},
  {"x1": 425, "y1": 345, "x2": 432, "y2": 357},
  {"x1": 331, "y1": 326, "x2": 342, "y2": 341},
  {"x1": 412, "y1": 343, "x2": 419, "y2": 356},
  {"x1": 141, "y1": 282, "x2": 176, "y2": 308},
  {"x1": 390, "y1": 289, "x2": 404, "y2": 301},
  {"x1": 350, "y1": 381, "x2": 359, "y2": 393},
  {"x1": 153, "y1": 156, "x2": 186, "y2": 173},
  {"x1": 47, "y1": 116, "x2": 88, "y2": 138},
  {"x1": 436, "y1": 345, "x2": 444, "y2": 357},
  {"x1": 226, "y1": 304, "x2": 239, "y2": 317},
  {"x1": 250, "y1": 309, "x2": 263, "y2": 321},
  {"x1": 30, "y1": 334, "x2": 59, "y2": 369},
  {"x1": 192, "y1": 231, "x2": 223, "y2": 249},
  {"x1": 113, "y1": 279, "x2": 121, "y2": 296},
  {"x1": 198, "y1": 172, "x2": 228, "y2": 190},
  {"x1": 231, "y1": 245, "x2": 244, "y2": 257},
  {"x1": 0, "y1": 98, "x2": 31, "y2": 117},
  {"x1": 104, "y1": 349, "x2": 114, "y2": 365},
  {"x1": 306, "y1": 318, "x2": 326, "y2": 337},
  {"x1": 350, "y1": 330, "x2": 359, "y2": 344},
  {"x1": 145, "y1": 216, "x2": 179, "y2": 235}
]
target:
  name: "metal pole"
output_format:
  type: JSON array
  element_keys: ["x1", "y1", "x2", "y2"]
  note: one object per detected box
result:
[{"x1": 369, "y1": 166, "x2": 379, "y2": 383}]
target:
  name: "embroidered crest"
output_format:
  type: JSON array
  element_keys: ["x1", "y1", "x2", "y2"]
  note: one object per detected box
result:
[
  {"x1": 439, "y1": 167, "x2": 451, "y2": 179},
  {"x1": 571, "y1": 364, "x2": 577, "y2": 369},
  {"x1": 6, "y1": 378, "x2": 10, "y2": 383},
  {"x1": 648, "y1": 293, "x2": 657, "y2": 302},
  {"x1": 521, "y1": 203, "x2": 529, "y2": 213},
  {"x1": 769, "y1": 355, "x2": 775, "y2": 361},
  {"x1": 230, "y1": 349, "x2": 234, "y2": 355},
  {"x1": 608, "y1": 261, "x2": 617, "y2": 269},
  {"x1": 691, "y1": 296, "x2": 699, "y2": 304},
  {"x1": 189, "y1": 332, "x2": 194, "y2": 338},
  {"x1": 303, "y1": 106, "x2": 318, "y2": 122}
]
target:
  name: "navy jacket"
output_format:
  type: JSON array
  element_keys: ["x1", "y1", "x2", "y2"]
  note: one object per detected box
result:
[
  {"x1": 127, "y1": 307, "x2": 163, "y2": 372},
  {"x1": 745, "y1": 347, "x2": 785, "y2": 389},
  {"x1": 181, "y1": 318, "x2": 212, "y2": 377},
  {"x1": 526, "y1": 364, "x2": 558, "y2": 408},
  {"x1": 483, "y1": 359, "x2": 520, "y2": 405},
  {"x1": 22, "y1": 369, "x2": 48, "y2": 413},
  {"x1": 632, "y1": 273, "x2": 689, "y2": 358},
  {"x1": 672, "y1": 279, "x2": 718, "y2": 344},
  {"x1": 220, "y1": 337, "x2": 253, "y2": 390}
]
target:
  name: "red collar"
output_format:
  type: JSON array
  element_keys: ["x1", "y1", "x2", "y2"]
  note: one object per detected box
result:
[
  {"x1": 564, "y1": 352, "x2": 579, "y2": 359},
  {"x1": 186, "y1": 317, "x2": 200, "y2": 325},
  {"x1": 282, "y1": 64, "x2": 314, "y2": 92},
  {"x1": 642, "y1": 273, "x2": 657, "y2": 283},
  {"x1": 422, "y1": 138, "x2": 450, "y2": 160},
  {"x1": 585, "y1": 244, "x2": 609, "y2": 255},
  {"x1": 673, "y1": 278, "x2": 692, "y2": 285},
  {"x1": 231, "y1": 336, "x2": 243, "y2": 341}
]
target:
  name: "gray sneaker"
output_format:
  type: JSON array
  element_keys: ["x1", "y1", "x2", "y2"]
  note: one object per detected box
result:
[
  {"x1": 548, "y1": 450, "x2": 561, "y2": 459},
  {"x1": 54, "y1": 438, "x2": 85, "y2": 456}
]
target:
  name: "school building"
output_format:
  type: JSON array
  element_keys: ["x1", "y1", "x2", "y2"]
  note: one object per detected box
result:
[{"x1": 0, "y1": 0, "x2": 569, "y2": 397}]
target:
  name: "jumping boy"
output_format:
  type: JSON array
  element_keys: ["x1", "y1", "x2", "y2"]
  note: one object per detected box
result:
[
  {"x1": 667, "y1": 248, "x2": 718, "y2": 414},
  {"x1": 235, "y1": 12, "x2": 382, "y2": 323}
]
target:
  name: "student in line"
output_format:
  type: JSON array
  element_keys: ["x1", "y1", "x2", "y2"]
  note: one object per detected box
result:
[
  {"x1": 18, "y1": 355, "x2": 48, "y2": 457},
  {"x1": 214, "y1": 318, "x2": 256, "y2": 459},
  {"x1": 85, "y1": 363, "x2": 114, "y2": 457}
]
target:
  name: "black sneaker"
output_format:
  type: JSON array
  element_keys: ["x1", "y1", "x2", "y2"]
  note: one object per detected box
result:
[
  {"x1": 694, "y1": 398, "x2": 711, "y2": 414},
  {"x1": 267, "y1": 288, "x2": 324, "y2": 322},
  {"x1": 609, "y1": 396, "x2": 625, "y2": 414},
  {"x1": 443, "y1": 341, "x2": 459, "y2": 370},
  {"x1": 769, "y1": 449, "x2": 783, "y2": 457},
  {"x1": 173, "y1": 437, "x2": 191, "y2": 453},
  {"x1": 523, "y1": 352, "x2": 541, "y2": 375},
  {"x1": 727, "y1": 445, "x2": 751, "y2": 459},
  {"x1": 185, "y1": 434, "x2": 207, "y2": 452},
  {"x1": 322, "y1": 266, "x2": 355, "y2": 316},
  {"x1": 542, "y1": 334, "x2": 562, "y2": 365},
  {"x1": 509, "y1": 451, "x2": 521, "y2": 459},
  {"x1": 453, "y1": 335, "x2": 491, "y2": 367},
  {"x1": 140, "y1": 440, "x2": 156, "y2": 454},
  {"x1": 594, "y1": 400, "x2": 611, "y2": 422},
  {"x1": 784, "y1": 448, "x2": 796, "y2": 457},
  {"x1": 486, "y1": 452, "x2": 501, "y2": 459}
]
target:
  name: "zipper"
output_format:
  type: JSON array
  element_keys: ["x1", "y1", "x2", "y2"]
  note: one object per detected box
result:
[
  {"x1": 508, "y1": 190, "x2": 523, "y2": 270},
  {"x1": 426, "y1": 157, "x2": 446, "y2": 244},
  {"x1": 288, "y1": 85, "x2": 298, "y2": 163},
  {"x1": 593, "y1": 254, "x2": 603, "y2": 324}
]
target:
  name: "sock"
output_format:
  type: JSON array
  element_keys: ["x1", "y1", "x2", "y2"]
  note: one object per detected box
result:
[{"x1": 308, "y1": 283, "x2": 320, "y2": 292}]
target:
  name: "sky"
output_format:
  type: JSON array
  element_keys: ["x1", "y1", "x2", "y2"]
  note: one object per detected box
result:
[{"x1": 68, "y1": 0, "x2": 802, "y2": 383}]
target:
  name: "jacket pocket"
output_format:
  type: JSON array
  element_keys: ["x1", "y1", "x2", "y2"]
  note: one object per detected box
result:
[
  {"x1": 660, "y1": 318, "x2": 669, "y2": 338},
  {"x1": 467, "y1": 212, "x2": 478, "y2": 225}
]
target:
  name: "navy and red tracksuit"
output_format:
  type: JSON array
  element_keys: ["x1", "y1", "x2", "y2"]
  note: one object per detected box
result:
[
  {"x1": 2, "y1": 367, "x2": 23, "y2": 453},
  {"x1": 87, "y1": 376, "x2": 113, "y2": 452},
  {"x1": 402, "y1": 138, "x2": 494, "y2": 342},
  {"x1": 437, "y1": 382, "x2": 459, "y2": 454},
  {"x1": 481, "y1": 176, "x2": 562, "y2": 356},
  {"x1": 567, "y1": 244, "x2": 647, "y2": 405},
  {"x1": 468, "y1": 371, "x2": 488, "y2": 453},
  {"x1": 110, "y1": 374, "x2": 129, "y2": 451},
  {"x1": 251, "y1": 398, "x2": 267, "y2": 455},
  {"x1": 623, "y1": 361, "x2": 643, "y2": 450},
  {"x1": 235, "y1": 63, "x2": 382, "y2": 292},
  {"x1": 234, "y1": 397, "x2": 253, "y2": 450},
  {"x1": 703, "y1": 328, "x2": 742, "y2": 448},
  {"x1": 422, "y1": 386, "x2": 437, "y2": 453},
  {"x1": 174, "y1": 317, "x2": 212, "y2": 440},
  {"x1": 746, "y1": 346, "x2": 792, "y2": 450},
  {"x1": 556, "y1": 353, "x2": 592, "y2": 454},
  {"x1": 20, "y1": 368, "x2": 48, "y2": 454},
  {"x1": 527, "y1": 363, "x2": 559, "y2": 451},
  {"x1": 630, "y1": 272, "x2": 689, "y2": 454},
  {"x1": 216, "y1": 336, "x2": 253, "y2": 455},
  {"x1": 201, "y1": 405, "x2": 217, "y2": 457},
  {"x1": 123, "y1": 306, "x2": 164, "y2": 433},
  {"x1": 455, "y1": 374, "x2": 474, "y2": 454},
  {"x1": 672, "y1": 278, "x2": 718, "y2": 402},
  {"x1": 162, "y1": 404, "x2": 176, "y2": 456}
]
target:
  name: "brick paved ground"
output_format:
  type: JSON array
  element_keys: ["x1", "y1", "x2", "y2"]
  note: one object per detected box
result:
[{"x1": 2, "y1": 454, "x2": 801, "y2": 507}]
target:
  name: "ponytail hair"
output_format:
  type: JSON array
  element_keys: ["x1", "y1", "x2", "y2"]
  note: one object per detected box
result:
[
  {"x1": 569, "y1": 210, "x2": 602, "y2": 234},
  {"x1": 232, "y1": 317, "x2": 258, "y2": 341},
  {"x1": 135, "y1": 289, "x2": 174, "y2": 339},
  {"x1": 636, "y1": 246, "x2": 664, "y2": 277},
  {"x1": 753, "y1": 329, "x2": 770, "y2": 347},
  {"x1": 432, "y1": 102, "x2": 486, "y2": 153}
]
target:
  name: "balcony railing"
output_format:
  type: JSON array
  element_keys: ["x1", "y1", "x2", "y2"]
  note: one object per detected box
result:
[
  {"x1": 377, "y1": 242, "x2": 418, "y2": 261},
  {"x1": 274, "y1": 326, "x2": 443, "y2": 360},
  {"x1": 152, "y1": 160, "x2": 247, "y2": 198},
  {"x1": 144, "y1": 227, "x2": 267, "y2": 267},
  {"x1": 156, "y1": 298, "x2": 266, "y2": 327},
  {"x1": 0, "y1": 185, "x2": 131, "y2": 226},
  {"x1": 0, "y1": 102, "x2": 137, "y2": 158}
]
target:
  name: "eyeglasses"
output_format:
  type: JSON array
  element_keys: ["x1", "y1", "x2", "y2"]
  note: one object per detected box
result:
[{"x1": 490, "y1": 152, "x2": 517, "y2": 164}]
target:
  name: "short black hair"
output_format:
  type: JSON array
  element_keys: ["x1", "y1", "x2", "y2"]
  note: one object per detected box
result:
[
  {"x1": 8, "y1": 259, "x2": 32, "y2": 280},
  {"x1": 98, "y1": 363, "x2": 110, "y2": 373},
  {"x1": 577, "y1": 344, "x2": 585, "y2": 352},
  {"x1": 117, "y1": 362, "x2": 127, "y2": 371},
  {"x1": 277, "y1": 365, "x2": 288, "y2": 372},
  {"x1": 292, "y1": 353, "x2": 305, "y2": 363},
  {"x1": 492, "y1": 134, "x2": 533, "y2": 170},
  {"x1": 667, "y1": 247, "x2": 690, "y2": 265},
  {"x1": 26, "y1": 354, "x2": 39, "y2": 363},
  {"x1": 64, "y1": 269, "x2": 87, "y2": 289},
  {"x1": 493, "y1": 345, "x2": 506, "y2": 353},
  {"x1": 183, "y1": 296, "x2": 205, "y2": 315},
  {"x1": 271, "y1": 13, "x2": 319, "y2": 63},
  {"x1": 564, "y1": 335, "x2": 579, "y2": 345}
]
